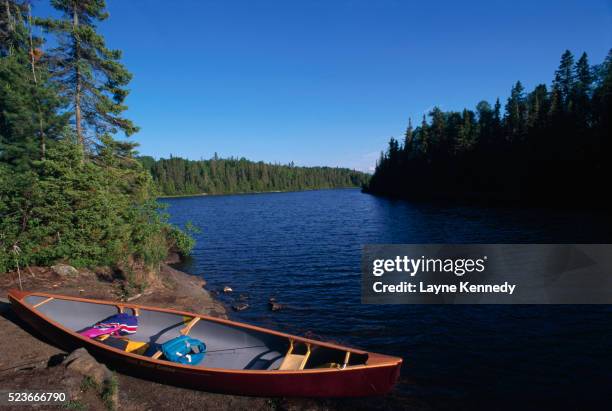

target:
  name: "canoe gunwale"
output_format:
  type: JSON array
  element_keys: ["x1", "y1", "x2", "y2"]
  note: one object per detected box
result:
[{"x1": 7, "y1": 290, "x2": 402, "y2": 375}]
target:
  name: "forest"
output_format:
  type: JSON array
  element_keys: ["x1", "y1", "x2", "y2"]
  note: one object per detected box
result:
[
  {"x1": 139, "y1": 156, "x2": 369, "y2": 196},
  {"x1": 0, "y1": 0, "x2": 193, "y2": 278},
  {"x1": 364, "y1": 50, "x2": 611, "y2": 208}
]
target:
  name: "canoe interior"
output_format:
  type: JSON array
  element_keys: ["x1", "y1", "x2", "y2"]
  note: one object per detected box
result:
[{"x1": 23, "y1": 295, "x2": 368, "y2": 371}]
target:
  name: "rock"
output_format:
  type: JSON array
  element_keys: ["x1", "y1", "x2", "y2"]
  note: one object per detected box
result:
[
  {"x1": 223, "y1": 286, "x2": 233, "y2": 293},
  {"x1": 269, "y1": 301, "x2": 284, "y2": 311},
  {"x1": 232, "y1": 303, "x2": 249, "y2": 311},
  {"x1": 238, "y1": 293, "x2": 249, "y2": 301},
  {"x1": 268, "y1": 297, "x2": 277, "y2": 303},
  {"x1": 62, "y1": 348, "x2": 112, "y2": 386},
  {"x1": 51, "y1": 264, "x2": 78, "y2": 277}
]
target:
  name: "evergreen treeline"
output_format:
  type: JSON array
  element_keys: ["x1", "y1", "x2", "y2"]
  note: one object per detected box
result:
[
  {"x1": 139, "y1": 156, "x2": 370, "y2": 196},
  {"x1": 365, "y1": 50, "x2": 612, "y2": 208},
  {"x1": 0, "y1": 0, "x2": 192, "y2": 278}
]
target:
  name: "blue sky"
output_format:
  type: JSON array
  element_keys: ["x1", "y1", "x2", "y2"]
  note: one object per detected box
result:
[{"x1": 36, "y1": 0, "x2": 611, "y2": 172}]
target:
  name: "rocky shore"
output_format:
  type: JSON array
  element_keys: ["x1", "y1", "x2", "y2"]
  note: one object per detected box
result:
[{"x1": 0, "y1": 263, "x2": 419, "y2": 411}]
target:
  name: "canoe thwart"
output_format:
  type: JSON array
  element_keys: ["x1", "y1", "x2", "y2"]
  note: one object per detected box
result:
[
  {"x1": 180, "y1": 317, "x2": 201, "y2": 335},
  {"x1": 342, "y1": 351, "x2": 351, "y2": 369},
  {"x1": 32, "y1": 297, "x2": 54, "y2": 309}
]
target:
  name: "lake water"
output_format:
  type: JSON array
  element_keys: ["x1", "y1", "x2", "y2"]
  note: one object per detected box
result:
[{"x1": 163, "y1": 189, "x2": 612, "y2": 409}]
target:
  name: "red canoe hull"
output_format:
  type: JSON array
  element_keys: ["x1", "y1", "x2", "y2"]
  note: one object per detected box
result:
[{"x1": 8, "y1": 290, "x2": 402, "y2": 397}]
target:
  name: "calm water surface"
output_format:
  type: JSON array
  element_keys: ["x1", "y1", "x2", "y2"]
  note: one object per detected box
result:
[{"x1": 163, "y1": 189, "x2": 612, "y2": 409}]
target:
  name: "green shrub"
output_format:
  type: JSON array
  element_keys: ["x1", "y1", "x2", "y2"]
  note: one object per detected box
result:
[
  {"x1": 0, "y1": 140, "x2": 195, "y2": 281},
  {"x1": 166, "y1": 223, "x2": 197, "y2": 257}
]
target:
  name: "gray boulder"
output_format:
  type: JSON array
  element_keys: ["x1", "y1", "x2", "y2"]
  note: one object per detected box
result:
[
  {"x1": 232, "y1": 303, "x2": 249, "y2": 311},
  {"x1": 62, "y1": 348, "x2": 112, "y2": 386},
  {"x1": 269, "y1": 301, "x2": 284, "y2": 311},
  {"x1": 51, "y1": 264, "x2": 78, "y2": 277}
]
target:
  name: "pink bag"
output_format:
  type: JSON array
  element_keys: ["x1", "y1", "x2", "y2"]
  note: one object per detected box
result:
[
  {"x1": 79, "y1": 313, "x2": 138, "y2": 339},
  {"x1": 80, "y1": 325, "x2": 121, "y2": 339}
]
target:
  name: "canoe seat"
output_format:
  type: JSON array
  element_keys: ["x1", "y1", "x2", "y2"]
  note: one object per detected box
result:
[
  {"x1": 278, "y1": 340, "x2": 311, "y2": 370},
  {"x1": 96, "y1": 335, "x2": 149, "y2": 355}
]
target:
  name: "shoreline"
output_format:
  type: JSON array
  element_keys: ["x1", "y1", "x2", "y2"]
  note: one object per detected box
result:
[
  {"x1": 0, "y1": 263, "x2": 418, "y2": 410},
  {"x1": 0, "y1": 263, "x2": 420, "y2": 411},
  {"x1": 361, "y1": 187, "x2": 612, "y2": 212},
  {"x1": 158, "y1": 186, "x2": 362, "y2": 199},
  {"x1": 0, "y1": 263, "x2": 227, "y2": 319}
]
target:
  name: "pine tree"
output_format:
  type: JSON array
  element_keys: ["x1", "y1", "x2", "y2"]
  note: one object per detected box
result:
[
  {"x1": 553, "y1": 50, "x2": 575, "y2": 111},
  {"x1": 0, "y1": 1, "x2": 65, "y2": 168},
  {"x1": 493, "y1": 98, "x2": 501, "y2": 123},
  {"x1": 527, "y1": 84, "x2": 548, "y2": 130},
  {"x1": 456, "y1": 109, "x2": 476, "y2": 152},
  {"x1": 575, "y1": 53, "x2": 593, "y2": 95},
  {"x1": 0, "y1": 0, "x2": 27, "y2": 56},
  {"x1": 419, "y1": 114, "x2": 430, "y2": 154},
  {"x1": 504, "y1": 81, "x2": 527, "y2": 141},
  {"x1": 364, "y1": 49, "x2": 609, "y2": 208},
  {"x1": 387, "y1": 137, "x2": 400, "y2": 160},
  {"x1": 592, "y1": 50, "x2": 612, "y2": 174},
  {"x1": 573, "y1": 52, "x2": 593, "y2": 128},
  {"x1": 37, "y1": 0, "x2": 138, "y2": 156},
  {"x1": 475, "y1": 101, "x2": 492, "y2": 145},
  {"x1": 403, "y1": 118, "x2": 413, "y2": 156},
  {"x1": 429, "y1": 107, "x2": 446, "y2": 152}
]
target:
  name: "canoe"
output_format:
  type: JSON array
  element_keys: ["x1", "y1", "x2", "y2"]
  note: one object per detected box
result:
[{"x1": 8, "y1": 290, "x2": 402, "y2": 397}]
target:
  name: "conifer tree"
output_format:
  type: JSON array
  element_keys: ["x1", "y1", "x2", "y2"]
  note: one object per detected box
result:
[
  {"x1": 0, "y1": 0, "x2": 65, "y2": 167},
  {"x1": 504, "y1": 81, "x2": 527, "y2": 141},
  {"x1": 364, "y1": 50, "x2": 609, "y2": 208},
  {"x1": 456, "y1": 109, "x2": 476, "y2": 152},
  {"x1": 429, "y1": 107, "x2": 446, "y2": 151},
  {"x1": 419, "y1": 114, "x2": 430, "y2": 154},
  {"x1": 575, "y1": 53, "x2": 593, "y2": 96},
  {"x1": 1, "y1": 0, "x2": 27, "y2": 56},
  {"x1": 553, "y1": 50, "x2": 575, "y2": 111},
  {"x1": 573, "y1": 52, "x2": 593, "y2": 127},
  {"x1": 388, "y1": 137, "x2": 400, "y2": 159},
  {"x1": 527, "y1": 84, "x2": 548, "y2": 130},
  {"x1": 592, "y1": 50, "x2": 612, "y2": 172},
  {"x1": 493, "y1": 98, "x2": 501, "y2": 125},
  {"x1": 1, "y1": 0, "x2": 193, "y2": 277},
  {"x1": 37, "y1": 0, "x2": 138, "y2": 156},
  {"x1": 475, "y1": 101, "x2": 492, "y2": 145},
  {"x1": 403, "y1": 118, "x2": 413, "y2": 155}
]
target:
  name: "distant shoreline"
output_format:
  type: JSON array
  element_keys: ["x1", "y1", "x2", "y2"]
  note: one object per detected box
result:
[{"x1": 158, "y1": 186, "x2": 361, "y2": 199}]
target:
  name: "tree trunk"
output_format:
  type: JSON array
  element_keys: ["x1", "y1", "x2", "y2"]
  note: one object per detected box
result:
[
  {"x1": 4, "y1": 0, "x2": 14, "y2": 54},
  {"x1": 75, "y1": 69, "x2": 83, "y2": 148},
  {"x1": 72, "y1": 4, "x2": 84, "y2": 159},
  {"x1": 5, "y1": 0, "x2": 13, "y2": 30},
  {"x1": 27, "y1": 4, "x2": 45, "y2": 160}
]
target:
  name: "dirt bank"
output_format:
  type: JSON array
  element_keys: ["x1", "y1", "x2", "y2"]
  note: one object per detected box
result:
[
  {"x1": 0, "y1": 263, "x2": 226, "y2": 318},
  {"x1": 0, "y1": 265, "x2": 421, "y2": 410}
]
